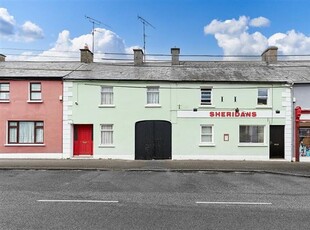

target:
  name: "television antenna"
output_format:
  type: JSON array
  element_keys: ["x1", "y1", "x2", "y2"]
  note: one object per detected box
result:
[
  {"x1": 85, "y1": 15, "x2": 111, "y2": 54},
  {"x1": 137, "y1": 15, "x2": 155, "y2": 56}
]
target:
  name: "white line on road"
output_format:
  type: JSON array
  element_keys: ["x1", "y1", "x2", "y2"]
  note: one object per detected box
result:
[
  {"x1": 196, "y1": 201, "x2": 272, "y2": 205},
  {"x1": 37, "y1": 200, "x2": 119, "y2": 203}
]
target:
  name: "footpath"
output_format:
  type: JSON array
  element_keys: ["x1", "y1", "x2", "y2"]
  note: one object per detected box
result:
[{"x1": 0, "y1": 159, "x2": 310, "y2": 177}]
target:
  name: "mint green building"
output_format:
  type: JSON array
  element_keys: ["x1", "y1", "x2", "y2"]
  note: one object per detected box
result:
[{"x1": 63, "y1": 47, "x2": 298, "y2": 161}]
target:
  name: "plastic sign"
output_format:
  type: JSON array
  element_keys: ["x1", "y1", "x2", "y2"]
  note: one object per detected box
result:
[{"x1": 210, "y1": 111, "x2": 257, "y2": 118}]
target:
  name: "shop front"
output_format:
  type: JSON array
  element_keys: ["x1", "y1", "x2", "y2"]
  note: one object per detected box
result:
[{"x1": 295, "y1": 106, "x2": 310, "y2": 162}]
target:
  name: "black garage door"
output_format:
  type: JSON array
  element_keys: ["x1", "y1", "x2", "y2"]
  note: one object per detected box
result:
[{"x1": 135, "y1": 120, "x2": 172, "y2": 160}]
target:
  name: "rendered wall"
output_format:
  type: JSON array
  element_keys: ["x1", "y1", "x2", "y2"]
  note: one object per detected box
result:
[
  {"x1": 64, "y1": 80, "x2": 291, "y2": 160},
  {"x1": 0, "y1": 80, "x2": 63, "y2": 157}
]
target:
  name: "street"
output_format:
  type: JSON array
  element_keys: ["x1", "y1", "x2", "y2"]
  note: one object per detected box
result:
[{"x1": 1, "y1": 170, "x2": 310, "y2": 230}]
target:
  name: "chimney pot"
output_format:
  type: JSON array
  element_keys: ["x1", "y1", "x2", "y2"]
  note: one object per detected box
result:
[
  {"x1": 133, "y1": 49, "x2": 144, "y2": 65},
  {"x1": 0, "y1": 54, "x2": 6, "y2": 62},
  {"x1": 171, "y1": 48, "x2": 180, "y2": 65},
  {"x1": 261, "y1": 46, "x2": 278, "y2": 63},
  {"x1": 80, "y1": 47, "x2": 93, "y2": 63}
]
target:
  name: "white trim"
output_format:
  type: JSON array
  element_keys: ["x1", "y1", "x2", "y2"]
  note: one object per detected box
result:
[
  {"x1": 145, "y1": 104, "x2": 161, "y2": 108},
  {"x1": 98, "y1": 145, "x2": 115, "y2": 148},
  {"x1": 0, "y1": 100, "x2": 10, "y2": 103},
  {"x1": 27, "y1": 100, "x2": 43, "y2": 103},
  {"x1": 199, "y1": 143, "x2": 216, "y2": 147}
]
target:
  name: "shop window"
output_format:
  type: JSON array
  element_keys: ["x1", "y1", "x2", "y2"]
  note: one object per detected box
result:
[
  {"x1": 101, "y1": 86, "x2": 114, "y2": 105},
  {"x1": 299, "y1": 128, "x2": 310, "y2": 157},
  {"x1": 201, "y1": 125, "x2": 213, "y2": 143},
  {"x1": 8, "y1": 121, "x2": 44, "y2": 144},
  {"x1": 239, "y1": 125, "x2": 264, "y2": 143},
  {"x1": 101, "y1": 124, "x2": 113, "y2": 145},
  {"x1": 0, "y1": 83, "x2": 10, "y2": 101},
  {"x1": 146, "y1": 86, "x2": 159, "y2": 105},
  {"x1": 201, "y1": 88, "x2": 212, "y2": 105},
  {"x1": 257, "y1": 88, "x2": 268, "y2": 105}
]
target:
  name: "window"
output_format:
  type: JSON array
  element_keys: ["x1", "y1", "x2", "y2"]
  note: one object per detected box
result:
[
  {"x1": 201, "y1": 125, "x2": 213, "y2": 143},
  {"x1": 101, "y1": 86, "x2": 113, "y2": 105},
  {"x1": 30, "y1": 83, "x2": 42, "y2": 101},
  {"x1": 201, "y1": 88, "x2": 212, "y2": 105},
  {"x1": 257, "y1": 88, "x2": 268, "y2": 105},
  {"x1": 101, "y1": 124, "x2": 113, "y2": 145},
  {"x1": 239, "y1": 125, "x2": 264, "y2": 143},
  {"x1": 147, "y1": 86, "x2": 159, "y2": 104},
  {"x1": 0, "y1": 83, "x2": 10, "y2": 101},
  {"x1": 8, "y1": 121, "x2": 44, "y2": 144}
]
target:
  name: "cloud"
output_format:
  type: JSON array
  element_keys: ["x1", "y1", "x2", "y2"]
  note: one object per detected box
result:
[
  {"x1": 0, "y1": 8, "x2": 15, "y2": 36},
  {"x1": 0, "y1": 7, "x2": 43, "y2": 42},
  {"x1": 23, "y1": 29, "x2": 136, "y2": 61},
  {"x1": 20, "y1": 21, "x2": 44, "y2": 41},
  {"x1": 204, "y1": 16, "x2": 310, "y2": 59},
  {"x1": 250, "y1": 17, "x2": 270, "y2": 27}
]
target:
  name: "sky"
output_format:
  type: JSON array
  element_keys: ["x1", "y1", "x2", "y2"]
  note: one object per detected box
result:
[{"x1": 1, "y1": 0, "x2": 310, "y2": 61}]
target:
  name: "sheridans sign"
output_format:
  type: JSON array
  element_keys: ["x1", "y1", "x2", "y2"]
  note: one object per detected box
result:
[
  {"x1": 210, "y1": 111, "x2": 257, "y2": 118},
  {"x1": 177, "y1": 110, "x2": 284, "y2": 118}
]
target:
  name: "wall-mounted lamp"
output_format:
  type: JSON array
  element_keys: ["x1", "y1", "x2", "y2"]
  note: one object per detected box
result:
[
  {"x1": 276, "y1": 110, "x2": 280, "y2": 114},
  {"x1": 75, "y1": 101, "x2": 78, "y2": 105},
  {"x1": 235, "y1": 108, "x2": 239, "y2": 113},
  {"x1": 193, "y1": 108, "x2": 198, "y2": 112}
]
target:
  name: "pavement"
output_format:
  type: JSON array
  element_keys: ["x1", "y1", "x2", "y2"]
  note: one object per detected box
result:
[{"x1": 0, "y1": 159, "x2": 310, "y2": 177}]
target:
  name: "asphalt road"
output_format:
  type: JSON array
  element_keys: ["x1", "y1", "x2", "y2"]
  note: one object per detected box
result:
[{"x1": 1, "y1": 170, "x2": 310, "y2": 230}]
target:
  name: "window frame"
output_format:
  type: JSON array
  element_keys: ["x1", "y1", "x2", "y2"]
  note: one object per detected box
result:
[
  {"x1": 100, "y1": 86, "x2": 114, "y2": 106},
  {"x1": 200, "y1": 124, "x2": 215, "y2": 146},
  {"x1": 0, "y1": 83, "x2": 10, "y2": 102},
  {"x1": 100, "y1": 124, "x2": 114, "y2": 146},
  {"x1": 146, "y1": 86, "x2": 160, "y2": 106},
  {"x1": 8, "y1": 121, "x2": 44, "y2": 144},
  {"x1": 239, "y1": 125, "x2": 265, "y2": 145},
  {"x1": 257, "y1": 88, "x2": 269, "y2": 106},
  {"x1": 200, "y1": 88, "x2": 212, "y2": 106},
  {"x1": 29, "y1": 82, "x2": 42, "y2": 101}
]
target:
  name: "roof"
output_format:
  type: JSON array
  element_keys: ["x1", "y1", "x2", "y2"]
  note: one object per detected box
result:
[
  {"x1": 0, "y1": 62, "x2": 83, "y2": 79},
  {"x1": 1, "y1": 60, "x2": 310, "y2": 83}
]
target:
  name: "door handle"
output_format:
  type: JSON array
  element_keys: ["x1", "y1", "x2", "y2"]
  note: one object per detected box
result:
[{"x1": 82, "y1": 141, "x2": 87, "y2": 144}]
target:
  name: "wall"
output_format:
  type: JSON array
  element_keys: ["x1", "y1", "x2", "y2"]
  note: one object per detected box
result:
[
  {"x1": 63, "y1": 80, "x2": 291, "y2": 160},
  {"x1": 0, "y1": 80, "x2": 63, "y2": 157}
]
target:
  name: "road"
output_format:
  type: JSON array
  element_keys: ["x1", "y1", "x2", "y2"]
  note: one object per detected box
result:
[{"x1": 1, "y1": 170, "x2": 310, "y2": 230}]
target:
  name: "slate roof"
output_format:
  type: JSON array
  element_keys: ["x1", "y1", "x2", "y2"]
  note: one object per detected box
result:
[
  {"x1": 0, "y1": 62, "x2": 83, "y2": 79},
  {"x1": 1, "y1": 60, "x2": 310, "y2": 83}
]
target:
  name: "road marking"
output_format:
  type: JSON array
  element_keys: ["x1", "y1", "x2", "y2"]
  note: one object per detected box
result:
[
  {"x1": 196, "y1": 201, "x2": 272, "y2": 205},
  {"x1": 37, "y1": 200, "x2": 119, "y2": 203}
]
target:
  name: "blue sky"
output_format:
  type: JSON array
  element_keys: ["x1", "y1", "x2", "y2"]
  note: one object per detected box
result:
[{"x1": 1, "y1": 0, "x2": 310, "y2": 61}]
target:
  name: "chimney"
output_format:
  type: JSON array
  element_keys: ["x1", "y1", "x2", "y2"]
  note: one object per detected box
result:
[
  {"x1": 80, "y1": 45, "x2": 93, "y2": 63},
  {"x1": 171, "y1": 48, "x2": 180, "y2": 65},
  {"x1": 0, "y1": 54, "x2": 6, "y2": 62},
  {"x1": 261, "y1": 46, "x2": 278, "y2": 63},
  {"x1": 133, "y1": 49, "x2": 143, "y2": 65}
]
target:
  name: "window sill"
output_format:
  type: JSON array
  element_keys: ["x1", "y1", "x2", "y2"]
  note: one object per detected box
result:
[
  {"x1": 98, "y1": 105, "x2": 115, "y2": 108},
  {"x1": 0, "y1": 100, "x2": 10, "y2": 103},
  {"x1": 145, "y1": 104, "x2": 161, "y2": 108},
  {"x1": 199, "y1": 143, "x2": 215, "y2": 147},
  {"x1": 238, "y1": 143, "x2": 267, "y2": 147},
  {"x1": 5, "y1": 144, "x2": 45, "y2": 147},
  {"x1": 98, "y1": 145, "x2": 115, "y2": 148},
  {"x1": 199, "y1": 105, "x2": 215, "y2": 109},
  {"x1": 256, "y1": 105, "x2": 272, "y2": 109},
  {"x1": 27, "y1": 100, "x2": 43, "y2": 104}
]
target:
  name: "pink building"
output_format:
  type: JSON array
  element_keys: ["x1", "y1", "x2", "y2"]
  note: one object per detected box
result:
[{"x1": 0, "y1": 60, "x2": 80, "y2": 158}]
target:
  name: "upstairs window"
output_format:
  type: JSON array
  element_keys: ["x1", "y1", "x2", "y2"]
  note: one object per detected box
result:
[
  {"x1": 147, "y1": 86, "x2": 159, "y2": 104},
  {"x1": 101, "y1": 86, "x2": 114, "y2": 105},
  {"x1": 30, "y1": 83, "x2": 42, "y2": 101},
  {"x1": 8, "y1": 121, "x2": 44, "y2": 144},
  {"x1": 0, "y1": 83, "x2": 10, "y2": 101},
  {"x1": 257, "y1": 88, "x2": 268, "y2": 105},
  {"x1": 201, "y1": 88, "x2": 212, "y2": 105}
]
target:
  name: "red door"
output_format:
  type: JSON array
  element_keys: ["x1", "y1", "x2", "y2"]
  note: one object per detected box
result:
[{"x1": 74, "y1": 125, "x2": 93, "y2": 156}]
